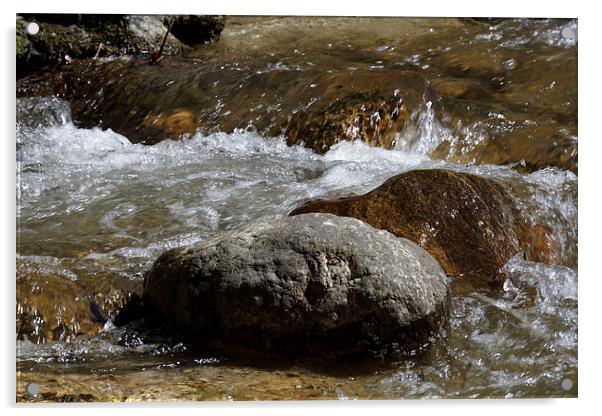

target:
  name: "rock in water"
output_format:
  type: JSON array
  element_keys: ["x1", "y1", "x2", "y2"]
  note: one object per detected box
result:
[
  {"x1": 16, "y1": 271, "x2": 137, "y2": 343},
  {"x1": 125, "y1": 15, "x2": 183, "y2": 54},
  {"x1": 143, "y1": 213, "x2": 449, "y2": 358},
  {"x1": 291, "y1": 169, "x2": 542, "y2": 281},
  {"x1": 284, "y1": 71, "x2": 427, "y2": 154}
]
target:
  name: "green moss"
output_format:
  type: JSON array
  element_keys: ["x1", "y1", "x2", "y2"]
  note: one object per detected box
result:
[
  {"x1": 55, "y1": 30, "x2": 76, "y2": 45},
  {"x1": 16, "y1": 33, "x2": 27, "y2": 57},
  {"x1": 16, "y1": 19, "x2": 28, "y2": 57}
]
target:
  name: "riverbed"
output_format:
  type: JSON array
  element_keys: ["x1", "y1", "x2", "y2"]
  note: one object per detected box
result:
[{"x1": 16, "y1": 16, "x2": 577, "y2": 401}]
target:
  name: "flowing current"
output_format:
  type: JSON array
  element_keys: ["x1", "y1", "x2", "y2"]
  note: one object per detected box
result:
[
  {"x1": 16, "y1": 16, "x2": 577, "y2": 401},
  {"x1": 16, "y1": 111, "x2": 577, "y2": 400}
]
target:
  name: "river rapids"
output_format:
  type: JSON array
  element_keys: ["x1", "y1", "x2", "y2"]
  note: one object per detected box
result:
[{"x1": 16, "y1": 16, "x2": 577, "y2": 401}]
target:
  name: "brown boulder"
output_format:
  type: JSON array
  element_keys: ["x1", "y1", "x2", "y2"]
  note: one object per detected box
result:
[
  {"x1": 430, "y1": 118, "x2": 578, "y2": 174},
  {"x1": 285, "y1": 90, "x2": 410, "y2": 154},
  {"x1": 291, "y1": 169, "x2": 552, "y2": 281},
  {"x1": 140, "y1": 109, "x2": 198, "y2": 139},
  {"x1": 16, "y1": 60, "x2": 429, "y2": 149},
  {"x1": 284, "y1": 71, "x2": 428, "y2": 153}
]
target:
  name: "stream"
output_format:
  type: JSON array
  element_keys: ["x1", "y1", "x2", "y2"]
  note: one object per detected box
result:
[{"x1": 16, "y1": 16, "x2": 577, "y2": 401}]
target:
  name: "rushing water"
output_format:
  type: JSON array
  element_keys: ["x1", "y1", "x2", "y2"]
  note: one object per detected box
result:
[{"x1": 16, "y1": 16, "x2": 577, "y2": 401}]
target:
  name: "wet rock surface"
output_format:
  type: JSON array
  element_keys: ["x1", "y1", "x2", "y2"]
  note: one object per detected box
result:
[
  {"x1": 143, "y1": 213, "x2": 450, "y2": 358},
  {"x1": 291, "y1": 169, "x2": 552, "y2": 281},
  {"x1": 15, "y1": 63, "x2": 428, "y2": 147},
  {"x1": 429, "y1": 96, "x2": 578, "y2": 173},
  {"x1": 16, "y1": 270, "x2": 140, "y2": 343},
  {"x1": 15, "y1": 17, "x2": 577, "y2": 173},
  {"x1": 17, "y1": 14, "x2": 129, "y2": 78},
  {"x1": 16, "y1": 14, "x2": 225, "y2": 79},
  {"x1": 283, "y1": 71, "x2": 427, "y2": 153},
  {"x1": 15, "y1": 16, "x2": 578, "y2": 401},
  {"x1": 422, "y1": 35, "x2": 578, "y2": 173}
]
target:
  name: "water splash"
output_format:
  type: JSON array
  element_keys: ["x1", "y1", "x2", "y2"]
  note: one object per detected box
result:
[{"x1": 16, "y1": 73, "x2": 577, "y2": 399}]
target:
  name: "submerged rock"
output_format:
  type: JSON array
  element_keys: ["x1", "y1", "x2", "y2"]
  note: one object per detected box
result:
[
  {"x1": 15, "y1": 16, "x2": 575, "y2": 173},
  {"x1": 285, "y1": 90, "x2": 409, "y2": 153},
  {"x1": 430, "y1": 120, "x2": 578, "y2": 174},
  {"x1": 16, "y1": 270, "x2": 139, "y2": 343},
  {"x1": 143, "y1": 213, "x2": 450, "y2": 358},
  {"x1": 291, "y1": 169, "x2": 551, "y2": 281},
  {"x1": 429, "y1": 96, "x2": 578, "y2": 174},
  {"x1": 140, "y1": 109, "x2": 198, "y2": 138},
  {"x1": 284, "y1": 71, "x2": 427, "y2": 153},
  {"x1": 424, "y1": 43, "x2": 578, "y2": 174},
  {"x1": 17, "y1": 63, "x2": 428, "y2": 146}
]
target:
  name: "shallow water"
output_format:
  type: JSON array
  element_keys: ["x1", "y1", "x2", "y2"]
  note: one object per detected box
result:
[{"x1": 16, "y1": 16, "x2": 577, "y2": 401}]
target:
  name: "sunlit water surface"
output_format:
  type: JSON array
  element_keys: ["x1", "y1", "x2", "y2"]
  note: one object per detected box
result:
[{"x1": 16, "y1": 16, "x2": 577, "y2": 401}]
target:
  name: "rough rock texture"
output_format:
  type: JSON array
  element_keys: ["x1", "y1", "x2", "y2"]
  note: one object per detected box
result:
[
  {"x1": 125, "y1": 15, "x2": 183, "y2": 54},
  {"x1": 285, "y1": 90, "x2": 410, "y2": 154},
  {"x1": 284, "y1": 71, "x2": 427, "y2": 153},
  {"x1": 16, "y1": 15, "x2": 130, "y2": 78},
  {"x1": 143, "y1": 213, "x2": 450, "y2": 357},
  {"x1": 291, "y1": 169, "x2": 550, "y2": 281},
  {"x1": 16, "y1": 14, "x2": 225, "y2": 79}
]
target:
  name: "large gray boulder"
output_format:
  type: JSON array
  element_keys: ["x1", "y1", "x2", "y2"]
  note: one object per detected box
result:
[{"x1": 143, "y1": 213, "x2": 450, "y2": 357}]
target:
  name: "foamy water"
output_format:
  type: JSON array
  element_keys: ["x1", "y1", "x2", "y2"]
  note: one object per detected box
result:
[
  {"x1": 15, "y1": 14, "x2": 579, "y2": 400},
  {"x1": 16, "y1": 95, "x2": 577, "y2": 399}
]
